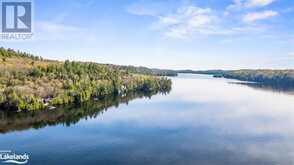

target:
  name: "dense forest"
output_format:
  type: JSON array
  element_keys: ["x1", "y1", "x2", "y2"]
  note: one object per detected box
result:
[
  {"x1": 0, "y1": 48, "x2": 172, "y2": 112},
  {"x1": 190, "y1": 69, "x2": 294, "y2": 86},
  {"x1": 115, "y1": 65, "x2": 178, "y2": 76}
]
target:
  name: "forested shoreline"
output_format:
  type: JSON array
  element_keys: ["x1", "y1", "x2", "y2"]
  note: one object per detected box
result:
[
  {"x1": 3, "y1": 47, "x2": 294, "y2": 112},
  {"x1": 0, "y1": 91, "x2": 163, "y2": 133},
  {"x1": 184, "y1": 69, "x2": 294, "y2": 86},
  {"x1": 0, "y1": 48, "x2": 172, "y2": 112}
]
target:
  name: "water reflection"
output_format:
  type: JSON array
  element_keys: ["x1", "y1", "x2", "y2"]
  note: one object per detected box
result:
[
  {"x1": 0, "y1": 91, "x2": 169, "y2": 134},
  {"x1": 231, "y1": 82, "x2": 294, "y2": 95},
  {"x1": 1, "y1": 74, "x2": 294, "y2": 165}
]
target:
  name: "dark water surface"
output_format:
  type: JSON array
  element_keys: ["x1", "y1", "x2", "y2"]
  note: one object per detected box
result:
[{"x1": 1, "y1": 74, "x2": 294, "y2": 165}]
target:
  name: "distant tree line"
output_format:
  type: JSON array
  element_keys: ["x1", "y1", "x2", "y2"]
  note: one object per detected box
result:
[
  {"x1": 191, "y1": 69, "x2": 294, "y2": 86},
  {"x1": 0, "y1": 47, "x2": 43, "y2": 61}
]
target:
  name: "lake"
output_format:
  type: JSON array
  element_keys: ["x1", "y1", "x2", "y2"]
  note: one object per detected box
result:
[{"x1": 1, "y1": 74, "x2": 294, "y2": 165}]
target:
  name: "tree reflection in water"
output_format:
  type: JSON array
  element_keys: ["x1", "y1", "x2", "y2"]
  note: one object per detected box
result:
[
  {"x1": 230, "y1": 82, "x2": 294, "y2": 95},
  {"x1": 0, "y1": 90, "x2": 170, "y2": 134}
]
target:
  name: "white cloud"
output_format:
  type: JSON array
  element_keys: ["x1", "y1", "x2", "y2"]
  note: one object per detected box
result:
[
  {"x1": 159, "y1": 16, "x2": 180, "y2": 25},
  {"x1": 243, "y1": 10, "x2": 278, "y2": 23},
  {"x1": 155, "y1": 5, "x2": 269, "y2": 38},
  {"x1": 157, "y1": 6, "x2": 214, "y2": 27},
  {"x1": 227, "y1": 0, "x2": 276, "y2": 10},
  {"x1": 164, "y1": 26, "x2": 190, "y2": 39},
  {"x1": 227, "y1": 0, "x2": 245, "y2": 10},
  {"x1": 245, "y1": 0, "x2": 276, "y2": 8},
  {"x1": 157, "y1": 6, "x2": 217, "y2": 38},
  {"x1": 127, "y1": 2, "x2": 278, "y2": 39},
  {"x1": 188, "y1": 14, "x2": 213, "y2": 28}
]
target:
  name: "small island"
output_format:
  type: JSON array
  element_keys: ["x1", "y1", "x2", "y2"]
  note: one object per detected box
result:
[{"x1": 0, "y1": 48, "x2": 172, "y2": 112}]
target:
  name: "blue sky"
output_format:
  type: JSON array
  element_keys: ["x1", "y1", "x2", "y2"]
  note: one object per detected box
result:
[{"x1": 2, "y1": 0, "x2": 294, "y2": 69}]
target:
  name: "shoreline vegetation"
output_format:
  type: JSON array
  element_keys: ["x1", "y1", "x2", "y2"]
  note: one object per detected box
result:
[
  {"x1": 0, "y1": 91, "x2": 163, "y2": 134},
  {"x1": 0, "y1": 48, "x2": 172, "y2": 112},
  {"x1": 178, "y1": 69, "x2": 294, "y2": 87}
]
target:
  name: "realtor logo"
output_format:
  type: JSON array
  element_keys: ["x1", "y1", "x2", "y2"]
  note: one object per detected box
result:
[
  {"x1": 0, "y1": 150, "x2": 30, "y2": 164},
  {"x1": 1, "y1": 2, "x2": 32, "y2": 33}
]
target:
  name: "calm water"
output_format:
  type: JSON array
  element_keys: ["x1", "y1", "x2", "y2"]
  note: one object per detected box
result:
[{"x1": 1, "y1": 74, "x2": 294, "y2": 165}]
